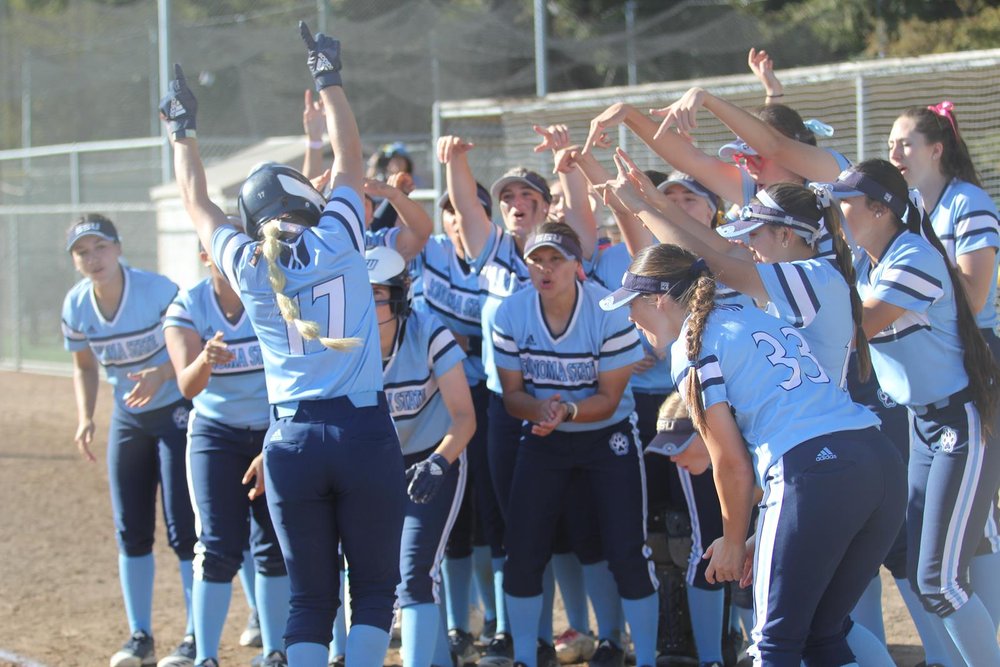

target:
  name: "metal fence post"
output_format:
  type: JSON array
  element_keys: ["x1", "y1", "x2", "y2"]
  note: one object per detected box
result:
[{"x1": 855, "y1": 73, "x2": 866, "y2": 162}]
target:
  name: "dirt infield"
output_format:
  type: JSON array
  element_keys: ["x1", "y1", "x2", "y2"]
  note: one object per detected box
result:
[{"x1": 0, "y1": 370, "x2": 927, "y2": 666}]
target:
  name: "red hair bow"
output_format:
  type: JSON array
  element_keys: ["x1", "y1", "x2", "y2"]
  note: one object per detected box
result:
[{"x1": 927, "y1": 100, "x2": 959, "y2": 139}]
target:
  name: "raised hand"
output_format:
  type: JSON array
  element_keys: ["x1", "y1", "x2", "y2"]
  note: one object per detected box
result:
[
  {"x1": 159, "y1": 63, "x2": 198, "y2": 139},
  {"x1": 650, "y1": 87, "x2": 707, "y2": 139},
  {"x1": 748, "y1": 48, "x2": 783, "y2": 99},
  {"x1": 436, "y1": 135, "x2": 475, "y2": 164},
  {"x1": 532, "y1": 124, "x2": 571, "y2": 153},
  {"x1": 299, "y1": 20, "x2": 343, "y2": 91},
  {"x1": 585, "y1": 103, "x2": 633, "y2": 152},
  {"x1": 552, "y1": 145, "x2": 582, "y2": 175},
  {"x1": 303, "y1": 89, "x2": 326, "y2": 141},
  {"x1": 202, "y1": 331, "x2": 235, "y2": 367}
]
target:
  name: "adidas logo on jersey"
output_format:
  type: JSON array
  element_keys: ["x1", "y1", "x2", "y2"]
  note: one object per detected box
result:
[
  {"x1": 168, "y1": 98, "x2": 186, "y2": 117},
  {"x1": 271, "y1": 429, "x2": 283, "y2": 440},
  {"x1": 525, "y1": 335, "x2": 536, "y2": 346},
  {"x1": 815, "y1": 447, "x2": 837, "y2": 462}
]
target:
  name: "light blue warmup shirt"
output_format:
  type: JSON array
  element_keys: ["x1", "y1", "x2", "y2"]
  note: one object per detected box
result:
[
  {"x1": 929, "y1": 178, "x2": 1000, "y2": 330},
  {"x1": 212, "y1": 185, "x2": 383, "y2": 405},
  {"x1": 383, "y1": 305, "x2": 467, "y2": 456},
  {"x1": 671, "y1": 303, "x2": 879, "y2": 484},
  {"x1": 163, "y1": 278, "x2": 269, "y2": 430},
  {"x1": 62, "y1": 265, "x2": 183, "y2": 412},
  {"x1": 855, "y1": 230, "x2": 967, "y2": 408},
  {"x1": 492, "y1": 280, "x2": 644, "y2": 433}
]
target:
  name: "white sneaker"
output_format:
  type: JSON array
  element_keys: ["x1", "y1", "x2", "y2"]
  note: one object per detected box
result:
[{"x1": 555, "y1": 628, "x2": 596, "y2": 664}]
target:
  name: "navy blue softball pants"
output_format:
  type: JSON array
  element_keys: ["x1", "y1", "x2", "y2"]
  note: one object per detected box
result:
[
  {"x1": 750, "y1": 427, "x2": 905, "y2": 667},
  {"x1": 503, "y1": 416, "x2": 657, "y2": 601},
  {"x1": 108, "y1": 398, "x2": 196, "y2": 559},
  {"x1": 907, "y1": 392, "x2": 1000, "y2": 617},
  {"x1": 185, "y1": 411, "x2": 285, "y2": 582},
  {"x1": 263, "y1": 394, "x2": 405, "y2": 648}
]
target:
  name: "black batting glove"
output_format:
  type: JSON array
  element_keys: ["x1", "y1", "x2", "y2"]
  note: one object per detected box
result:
[
  {"x1": 299, "y1": 21, "x2": 343, "y2": 91},
  {"x1": 159, "y1": 63, "x2": 198, "y2": 139}
]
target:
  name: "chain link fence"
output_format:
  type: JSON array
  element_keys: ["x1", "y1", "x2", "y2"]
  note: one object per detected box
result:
[{"x1": 2, "y1": 13, "x2": 999, "y2": 371}]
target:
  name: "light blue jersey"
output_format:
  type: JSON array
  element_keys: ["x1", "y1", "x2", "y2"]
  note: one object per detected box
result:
[
  {"x1": 418, "y1": 234, "x2": 487, "y2": 384},
  {"x1": 383, "y1": 306, "x2": 466, "y2": 456},
  {"x1": 468, "y1": 224, "x2": 532, "y2": 394},
  {"x1": 62, "y1": 265, "x2": 183, "y2": 412},
  {"x1": 593, "y1": 243, "x2": 672, "y2": 394},
  {"x1": 492, "y1": 280, "x2": 643, "y2": 432},
  {"x1": 757, "y1": 258, "x2": 853, "y2": 386},
  {"x1": 163, "y1": 278, "x2": 269, "y2": 429},
  {"x1": 212, "y1": 185, "x2": 382, "y2": 405},
  {"x1": 671, "y1": 304, "x2": 879, "y2": 483},
  {"x1": 929, "y1": 178, "x2": 1000, "y2": 330},
  {"x1": 855, "y1": 230, "x2": 967, "y2": 407}
]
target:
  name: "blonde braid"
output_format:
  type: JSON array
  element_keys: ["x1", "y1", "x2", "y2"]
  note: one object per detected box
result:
[
  {"x1": 260, "y1": 222, "x2": 361, "y2": 351},
  {"x1": 683, "y1": 276, "x2": 717, "y2": 433}
]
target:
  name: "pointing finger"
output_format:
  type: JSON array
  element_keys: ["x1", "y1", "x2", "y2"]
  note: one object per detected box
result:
[{"x1": 299, "y1": 21, "x2": 317, "y2": 49}]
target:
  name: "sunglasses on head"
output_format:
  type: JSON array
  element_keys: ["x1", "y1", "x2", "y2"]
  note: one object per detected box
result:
[{"x1": 733, "y1": 153, "x2": 763, "y2": 169}]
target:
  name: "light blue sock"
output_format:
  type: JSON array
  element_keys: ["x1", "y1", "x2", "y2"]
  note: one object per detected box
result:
[
  {"x1": 119, "y1": 553, "x2": 154, "y2": 634},
  {"x1": 473, "y1": 546, "x2": 497, "y2": 623},
  {"x1": 287, "y1": 641, "x2": 329, "y2": 666},
  {"x1": 844, "y1": 621, "x2": 894, "y2": 666},
  {"x1": 346, "y1": 624, "x2": 392, "y2": 667},
  {"x1": 582, "y1": 562, "x2": 619, "y2": 639},
  {"x1": 443, "y1": 556, "x2": 473, "y2": 632},
  {"x1": 941, "y1": 593, "x2": 1000, "y2": 665},
  {"x1": 895, "y1": 578, "x2": 963, "y2": 666},
  {"x1": 193, "y1": 580, "x2": 231, "y2": 662},
  {"x1": 540, "y1": 562, "x2": 555, "y2": 642},
  {"x1": 329, "y1": 570, "x2": 348, "y2": 659},
  {"x1": 402, "y1": 604, "x2": 439, "y2": 667},
  {"x1": 179, "y1": 559, "x2": 195, "y2": 635},
  {"x1": 492, "y1": 557, "x2": 510, "y2": 634},
  {"x1": 554, "y1": 554, "x2": 590, "y2": 633},
  {"x1": 621, "y1": 593, "x2": 658, "y2": 667},
  {"x1": 239, "y1": 550, "x2": 257, "y2": 611},
  {"x1": 506, "y1": 594, "x2": 543, "y2": 667},
  {"x1": 970, "y1": 551, "x2": 1000, "y2": 631},
  {"x1": 257, "y1": 573, "x2": 291, "y2": 655},
  {"x1": 686, "y1": 586, "x2": 724, "y2": 663},
  {"x1": 850, "y1": 576, "x2": 885, "y2": 644},
  {"x1": 433, "y1": 602, "x2": 453, "y2": 667}
]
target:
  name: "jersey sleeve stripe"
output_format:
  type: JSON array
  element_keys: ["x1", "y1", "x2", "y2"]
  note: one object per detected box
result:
[
  {"x1": 323, "y1": 208, "x2": 364, "y2": 254},
  {"x1": 879, "y1": 265, "x2": 944, "y2": 300},
  {"x1": 600, "y1": 338, "x2": 642, "y2": 358},
  {"x1": 61, "y1": 320, "x2": 86, "y2": 340},
  {"x1": 430, "y1": 338, "x2": 459, "y2": 365}
]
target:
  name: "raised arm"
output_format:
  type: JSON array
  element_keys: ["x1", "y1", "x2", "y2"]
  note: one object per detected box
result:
[
  {"x1": 438, "y1": 135, "x2": 493, "y2": 259},
  {"x1": 534, "y1": 125, "x2": 598, "y2": 259},
  {"x1": 586, "y1": 102, "x2": 745, "y2": 205},
  {"x1": 554, "y1": 145, "x2": 653, "y2": 256},
  {"x1": 300, "y1": 22, "x2": 364, "y2": 196},
  {"x1": 301, "y1": 89, "x2": 327, "y2": 181},
  {"x1": 363, "y1": 176, "x2": 432, "y2": 262},
  {"x1": 601, "y1": 150, "x2": 767, "y2": 302},
  {"x1": 160, "y1": 64, "x2": 229, "y2": 255},
  {"x1": 748, "y1": 48, "x2": 784, "y2": 105},
  {"x1": 654, "y1": 87, "x2": 842, "y2": 182}
]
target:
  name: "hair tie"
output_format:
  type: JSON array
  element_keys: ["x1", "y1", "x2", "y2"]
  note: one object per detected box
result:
[
  {"x1": 809, "y1": 182, "x2": 834, "y2": 209},
  {"x1": 803, "y1": 119, "x2": 835, "y2": 138},
  {"x1": 688, "y1": 258, "x2": 710, "y2": 278},
  {"x1": 927, "y1": 101, "x2": 959, "y2": 140}
]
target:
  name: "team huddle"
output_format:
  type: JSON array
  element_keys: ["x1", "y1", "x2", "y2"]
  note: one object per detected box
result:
[{"x1": 61, "y1": 23, "x2": 1000, "y2": 667}]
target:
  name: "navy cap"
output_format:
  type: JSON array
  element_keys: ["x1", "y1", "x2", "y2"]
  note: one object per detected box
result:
[
  {"x1": 716, "y1": 189, "x2": 823, "y2": 244},
  {"x1": 66, "y1": 216, "x2": 119, "y2": 252},
  {"x1": 824, "y1": 169, "x2": 908, "y2": 219},
  {"x1": 647, "y1": 416, "x2": 697, "y2": 456},
  {"x1": 490, "y1": 167, "x2": 552, "y2": 204},
  {"x1": 524, "y1": 231, "x2": 583, "y2": 262},
  {"x1": 657, "y1": 173, "x2": 717, "y2": 212},
  {"x1": 437, "y1": 182, "x2": 493, "y2": 218}
]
